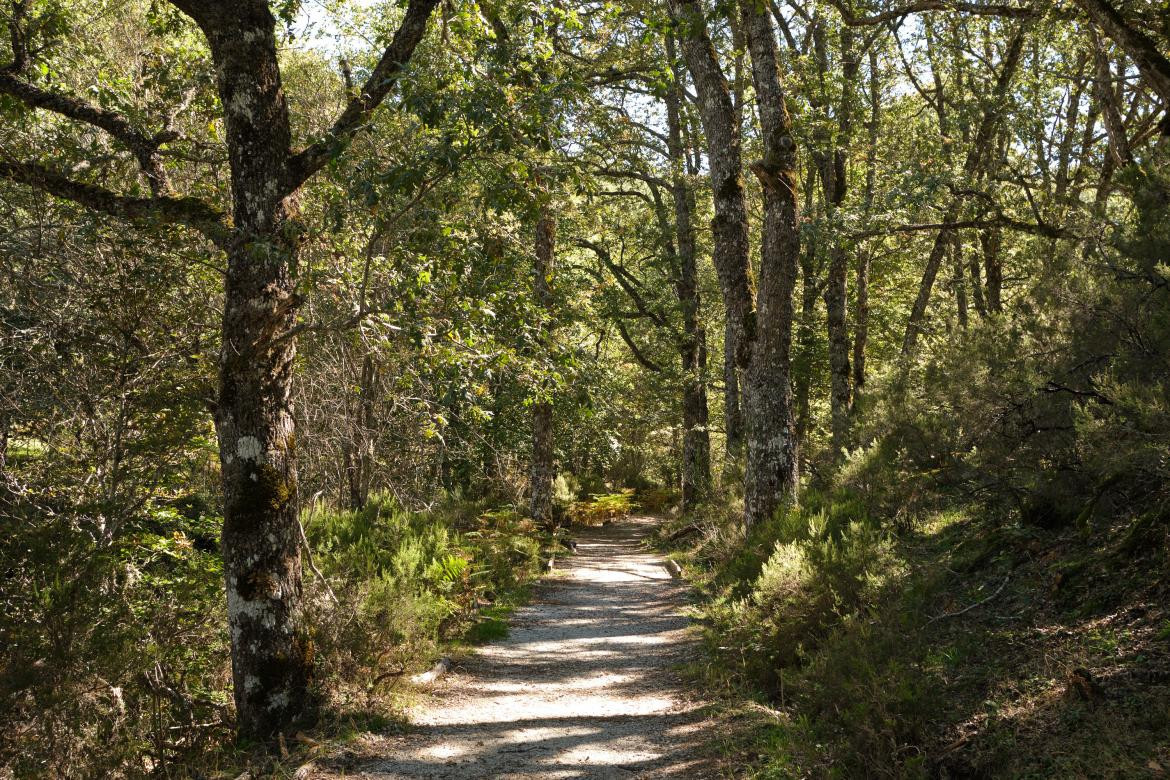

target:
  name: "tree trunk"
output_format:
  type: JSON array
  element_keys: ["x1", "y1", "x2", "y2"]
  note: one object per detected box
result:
[
  {"x1": 0, "y1": 409, "x2": 8, "y2": 476},
  {"x1": 852, "y1": 250, "x2": 869, "y2": 396},
  {"x1": 723, "y1": 321, "x2": 744, "y2": 457},
  {"x1": 344, "y1": 352, "x2": 377, "y2": 510},
  {"x1": 1054, "y1": 52, "x2": 1088, "y2": 203},
  {"x1": 668, "y1": 0, "x2": 754, "y2": 463},
  {"x1": 666, "y1": 36, "x2": 712, "y2": 508},
  {"x1": 742, "y1": 0, "x2": 800, "y2": 525},
  {"x1": 793, "y1": 191, "x2": 819, "y2": 446},
  {"x1": 852, "y1": 47, "x2": 880, "y2": 399},
  {"x1": 825, "y1": 239, "x2": 850, "y2": 455},
  {"x1": 969, "y1": 241, "x2": 988, "y2": 319},
  {"x1": 952, "y1": 233, "x2": 969, "y2": 328},
  {"x1": 819, "y1": 26, "x2": 857, "y2": 460},
  {"x1": 218, "y1": 239, "x2": 308, "y2": 740},
  {"x1": 981, "y1": 225, "x2": 1003, "y2": 313},
  {"x1": 529, "y1": 206, "x2": 556, "y2": 525},
  {"x1": 1092, "y1": 39, "x2": 1134, "y2": 167},
  {"x1": 902, "y1": 205, "x2": 960, "y2": 355},
  {"x1": 200, "y1": 5, "x2": 313, "y2": 739}
]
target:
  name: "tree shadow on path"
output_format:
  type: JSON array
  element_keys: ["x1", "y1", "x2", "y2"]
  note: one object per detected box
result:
[{"x1": 317, "y1": 516, "x2": 718, "y2": 779}]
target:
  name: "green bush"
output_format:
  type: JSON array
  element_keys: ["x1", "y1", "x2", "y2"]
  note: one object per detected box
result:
[
  {"x1": 567, "y1": 489, "x2": 637, "y2": 525},
  {"x1": 705, "y1": 505, "x2": 899, "y2": 689},
  {"x1": 0, "y1": 489, "x2": 548, "y2": 777},
  {"x1": 0, "y1": 494, "x2": 232, "y2": 778},
  {"x1": 302, "y1": 494, "x2": 545, "y2": 711}
]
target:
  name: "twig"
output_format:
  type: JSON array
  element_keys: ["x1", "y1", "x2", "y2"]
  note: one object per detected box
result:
[
  {"x1": 928, "y1": 574, "x2": 1010, "y2": 624},
  {"x1": 297, "y1": 517, "x2": 340, "y2": 607}
]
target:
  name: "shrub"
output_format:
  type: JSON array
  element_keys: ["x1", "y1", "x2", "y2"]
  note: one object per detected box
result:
[
  {"x1": 0, "y1": 494, "x2": 232, "y2": 778},
  {"x1": 302, "y1": 493, "x2": 545, "y2": 711},
  {"x1": 567, "y1": 489, "x2": 637, "y2": 525}
]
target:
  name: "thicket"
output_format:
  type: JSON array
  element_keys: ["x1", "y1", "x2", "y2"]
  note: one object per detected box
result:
[{"x1": 0, "y1": 475, "x2": 553, "y2": 777}]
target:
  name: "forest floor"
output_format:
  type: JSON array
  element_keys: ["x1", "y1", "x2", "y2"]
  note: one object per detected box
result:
[{"x1": 314, "y1": 515, "x2": 721, "y2": 779}]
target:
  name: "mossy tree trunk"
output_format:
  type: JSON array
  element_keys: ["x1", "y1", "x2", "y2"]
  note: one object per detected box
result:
[
  {"x1": 668, "y1": 0, "x2": 753, "y2": 470},
  {"x1": 665, "y1": 35, "x2": 712, "y2": 508},
  {"x1": 741, "y1": 0, "x2": 800, "y2": 526}
]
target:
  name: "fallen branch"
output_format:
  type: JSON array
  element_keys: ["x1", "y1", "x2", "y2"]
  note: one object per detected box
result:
[
  {"x1": 370, "y1": 666, "x2": 406, "y2": 688},
  {"x1": 928, "y1": 574, "x2": 1010, "y2": 623},
  {"x1": 410, "y1": 656, "x2": 451, "y2": 685}
]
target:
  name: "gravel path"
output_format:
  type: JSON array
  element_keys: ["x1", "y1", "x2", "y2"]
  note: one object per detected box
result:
[{"x1": 331, "y1": 515, "x2": 714, "y2": 779}]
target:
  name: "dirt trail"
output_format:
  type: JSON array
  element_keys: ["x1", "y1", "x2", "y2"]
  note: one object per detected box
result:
[{"x1": 330, "y1": 515, "x2": 714, "y2": 779}]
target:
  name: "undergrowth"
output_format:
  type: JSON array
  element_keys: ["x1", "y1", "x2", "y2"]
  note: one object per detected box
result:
[
  {"x1": 0, "y1": 491, "x2": 550, "y2": 778},
  {"x1": 665, "y1": 478, "x2": 1169, "y2": 777}
]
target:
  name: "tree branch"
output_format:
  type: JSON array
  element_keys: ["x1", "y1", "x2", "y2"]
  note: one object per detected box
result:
[
  {"x1": 0, "y1": 73, "x2": 177, "y2": 194},
  {"x1": 595, "y1": 166, "x2": 671, "y2": 189},
  {"x1": 1071, "y1": 0, "x2": 1170, "y2": 132},
  {"x1": 822, "y1": 0, "x2": 1038, "y2": 26},
  {"x1": 853, "y1": 215, "x2": 1070, "y2": 240},
  {"x1": 6, "y1": 1, "x2": 28, "y2": 72},
  {"x1": 614, "y1": 320, "x2": 663, "y2": 372},
  {"x1": 286, "y1": 0, "x2": 441, "y2": 188},
  {"x1": 0, "y1": 160, "x2": 227, "y2": 244},
  {"x1": 574, "y1": 238, "x2": 667, "y2": 327}
]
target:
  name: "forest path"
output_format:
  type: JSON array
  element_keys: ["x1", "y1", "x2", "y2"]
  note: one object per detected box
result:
[{"x1": 328, "y1": 514, "x2": 715, "y2": 779}]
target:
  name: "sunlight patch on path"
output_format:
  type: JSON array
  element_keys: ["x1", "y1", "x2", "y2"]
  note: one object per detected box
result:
[{"x1": 333, "y1": 515, "x2": 714, "y2": 779}]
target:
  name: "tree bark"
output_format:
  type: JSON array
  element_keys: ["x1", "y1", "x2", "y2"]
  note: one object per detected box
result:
[
  {"x1": 853, "y1": 47, "x2": 880, "y2": 398},
  {"x1": 1092, "y1": 38, "x2": 1134, "y2": 167},
  {"x1": 343, "y1": 352, "x2": 377, "y2": 510},
  {"x1": 952, "y1": 232, "x2": 969, "y2": 328},
  {"x1": 189, "y1": 3, "x2": 313, "y2": 739},
  {"x1": 981, "y1": 225, "x2": 1003, "y2": 313},
  {"x1": 741, "y1": 0, "x2": 801, "y2": 525},
  {"x1": 969, "y1": 239, "x2": 988, "y2": 318},
  {"x1": 666, "y1": 35, "x2": 712, "y2": 508},
  {"x1": 723, "y1": 322, "x2": 745, "y2": 456},
  {"x1": 793, "y1": 219, "x2": 820, "y2": 445},
  {"x1": 822, "y1": 26, "x2": 858, "y2": 459},
  {"x1": 668, "y1": 0, "x2": 753, "y2": 469}
]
